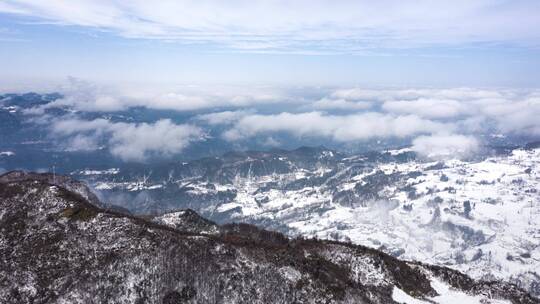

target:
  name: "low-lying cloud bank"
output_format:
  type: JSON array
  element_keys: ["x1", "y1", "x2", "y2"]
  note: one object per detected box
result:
[
  {"x1": 27, "y1": 78, "x2": 291, "y2": 114},
  {"x1": 51, "y1": 118, "x2": 203, "y2": 162},
  {"x1": 382, "y1": 98, "x2": 467, "y2": 119},
  {"x1": 27, "y1": 80, "x2": 540, "y2": 132},
  {"x1": 412, "y1": 134, "x2": 479, "y2": 159},
  {"x1": 316, "y1": 92, "x2": 540, "y2": 135},
  {"x1": 221, "y1": 112, "x2": 452, "y2": 142},
  {"x1": 313, "y1": 98, "x2": 372, "y2": 111},
  {"x1": 21, "y1": 84, "x2": 540, "y2": 161}
]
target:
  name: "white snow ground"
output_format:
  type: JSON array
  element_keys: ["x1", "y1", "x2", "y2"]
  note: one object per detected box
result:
[
  {"x1": 392, "y1": 277, "x2": 511, "y2": 304},
  {"x1": 87, "y1": 147, "x2": 540, "y2": 295},
  {"x1": 208, "y1": 148, "x2": 540, "y2": 293}
]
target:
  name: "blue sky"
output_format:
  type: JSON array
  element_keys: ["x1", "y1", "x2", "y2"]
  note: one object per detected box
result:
[{"x1": 1, "y1": 0, "x2": 540, "y2": 89}]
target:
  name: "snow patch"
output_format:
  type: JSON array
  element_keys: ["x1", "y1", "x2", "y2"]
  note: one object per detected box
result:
[
  {"x1": 77, "y1": 168, "x2": 120, "y2": 175},
  {"x1": 392, "y1": 278, "x2": 512, "y2": 304},
  {"x1": 0, "y1": 151, "x2": 15, "y2": 156},
  {"x1": 278, "y1": 266, "x2": 302, "y2": 283}
]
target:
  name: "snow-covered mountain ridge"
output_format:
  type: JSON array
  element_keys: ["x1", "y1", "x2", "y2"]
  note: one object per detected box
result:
[
  {"x1": 76, "y1": 145, "x2": 540, "y2": 298},
  {"x1": 3, "y1": 171, "x2": 537, "y2": 303}
]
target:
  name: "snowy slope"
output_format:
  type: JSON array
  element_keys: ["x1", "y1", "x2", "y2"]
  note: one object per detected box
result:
[
  {"x1": 79, "y1": 146, "x2": 540, "y2": 297},
  {"x1": 4, "y1": 171, "x2": 536, "y2": 303},
  {"x1": 166, "y1": 148, "x2": 538, "y2": 295}
]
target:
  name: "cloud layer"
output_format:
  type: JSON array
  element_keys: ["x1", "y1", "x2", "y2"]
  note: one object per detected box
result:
[
  {"x1": 51, "y1": 118, "x2": 203, "y2": 161},
  {"x1": 412, "y1": 134, "x2": 479, "y2": 159},
  {"x1": 1, "y1": 1, "x2": 539, "y2": 52},
  {"x1": 31, "y1": 78, "x2": 290, "y2": 113},
  {"x1": 222, "y1": 112, "x2": 451, "y2": 142},
  {"x1": 382, "y1": 98, "x2": 466, "y2": 119},
  {"x1": 22, "y1": 83, "x2": 540, "y2": 161}
]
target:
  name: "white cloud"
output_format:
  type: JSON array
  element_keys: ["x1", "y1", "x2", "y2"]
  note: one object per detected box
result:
[
  {"x1": 261, "y1": 137, "x2": 281, "y2": 147},
  {"x1": 52, "y1": 117, "x2": 112, "y2": 135},
  {"x1": 36, "y1": 78, "x2": 137, "y2": 112},
  {"x1": 460, "y1": 94, "x2": 540, "y2": 136},
  {"x1": 331, "y1": 88, "x2": 417, "y2": 101},
  {"x1": 313, "y1": 98, "x2": 372, "y2": 111},
  {"x1": 151, "y1": 91, "x2": 284, "y2": 112},
  {"x1": 150, "y1": 93, "x2": 214, "y2": 112},
  {"x1": 0, "y1": 2, "x2": 26, "y2": 14},
  {"x1": 52, "y1": 118, "x2": 203, "y2": 161},
  {"x1": 107, "y1": 120, "x2": 202, "y2": 161},
  {"x1": 29, "y1": 78, "x2": 290, "y2": 113},
  {"x1": 330, "y1": 87, "x2": 505, "y2": 102},
  {"x1": 64, "y1": 134, "x2": 101, "y2": 151},
  {"x1": 382, "y1": 98, "x2": 466, "y2": 118},
  {"x1": 412, "y1": 134, "x2": 479, "y2": 159},
  {"x1": 212, "y1": 87, "x2": 540, "y2": 148},
  {"x1": 487, "y1": 97, "x2": 540, "y2": 135},
  {"x1": 22, "y1": 85, "x2": 540, "y2": 157},
  {"x1": 1, "y1": 1, "x2": 539, "y2": 52},
  {"x1": 205, "y1": 88, "x2": 540, "y2": 144},
  {"x1": 223, "y1": 112, "x2": 451, "y2": 142},
  {"x1": 428, "y1": 88, "x2": 505, "y2": 100},
  {"x1": 324, "y1": 87, "x2": 540, "y2": 137},
  {"x1": 196, "y1": 110, "x2": 254, "y2": 125}
]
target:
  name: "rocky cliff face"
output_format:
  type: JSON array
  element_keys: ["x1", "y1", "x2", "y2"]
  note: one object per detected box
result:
[{"x1": 0, "y1": 171, "x2": 537, "y2": 304}]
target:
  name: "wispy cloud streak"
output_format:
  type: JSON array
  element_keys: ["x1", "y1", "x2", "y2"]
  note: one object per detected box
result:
[{"x1": 1, "y1": 0, "x2": 539, "y2": 53}]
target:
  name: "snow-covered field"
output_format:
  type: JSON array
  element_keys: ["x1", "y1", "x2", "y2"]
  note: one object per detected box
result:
[
  {"x1": 203, "y1": 148, "x2": 540, "y2": 294},
  {"x1": 392, "y1": 278, "x2": 511, "y2": 304}
]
